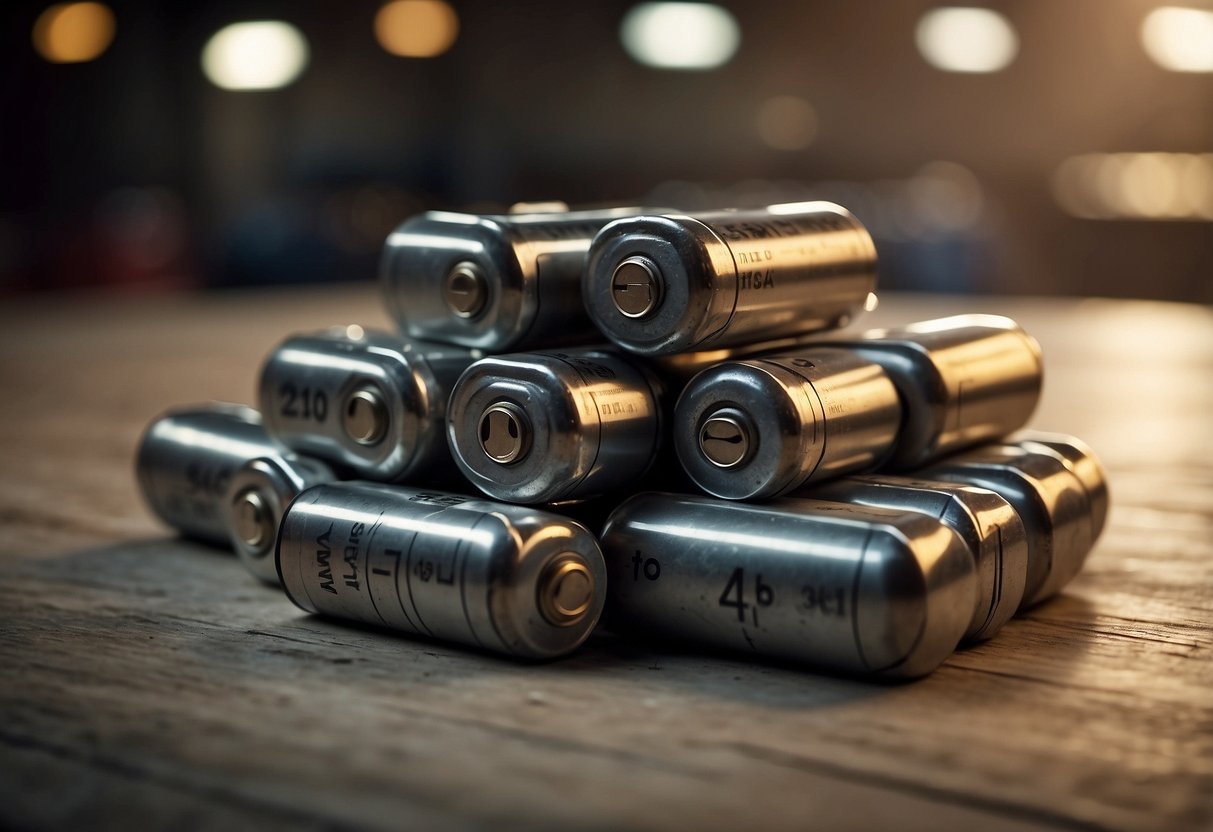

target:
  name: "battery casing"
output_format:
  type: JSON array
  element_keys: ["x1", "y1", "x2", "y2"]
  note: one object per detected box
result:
[
  {"x1": 1014, "y1": 430, "x2": 1110, "y2": 542},
  {"x1": 919, "y1": 440, "x2": 1100, "y2": 607},
  {"x1": 223, "y1": 455, "x2": 336, "y2": 584},
  {"x1": 801, "y1": 475, "x2": 1029, "y2": 641},
  {"x1": 823, "y1": 315, "x2": 1043, "y2": 470},
  {"x1": 583, "y1": 202, "x2": 877, "y2": 355},
  {"x1": 673, "y1": 348, "x2": 901, "y2": 499},
  {"x1": 447, "y1": 348, "x2": 663, "y2": 504},
  {"x1": 382, "y1": 207, "x2": 653, "y2": 351},
  {"x1": 259, "y1": 328, "x2": 476, "y2": 482},
  {"x1": 276, "y1": 483, "x2": 607, "y2": 659},
  {"x1": 135, "y1": 404, "x2": 279, "y2": 545},
  {"x1": 600, "y1": 493, "x2": 976, "y2": 678}
]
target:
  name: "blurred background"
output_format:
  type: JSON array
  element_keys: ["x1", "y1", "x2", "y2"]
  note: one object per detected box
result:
[{"x1": 1, "y1": 0, "x2": 1210, "y2": 300}]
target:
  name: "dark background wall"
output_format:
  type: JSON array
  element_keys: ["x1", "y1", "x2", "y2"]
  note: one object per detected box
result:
[{"x1": 2, "y1": 0, "x2": 1210, "y2": 299}]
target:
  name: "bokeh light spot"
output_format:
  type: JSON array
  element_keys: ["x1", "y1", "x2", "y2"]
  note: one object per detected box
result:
[
  {"x1": 756, "y1": 96, "x2": 819, "y2": 151},
  {"x1": 1141, "y1": 6, "x2": 1213, "y2": 72},
  {"x1": 201, "y1": 21, "x2": 309, "y2": 91},
  {"x1": 375, "y1": 0, "x2": 459, "y2": 59},
  {"x1": 915, "y1": 7, "x2": 1018, "y2": 73},
  {"x1": 33, "y1": 2, "x2": 116, "y2": 64},
  {"x1": 1052, "y1": 153, "x2": 1213, "y2": 221},
  {"x1": 620, "y1": 3, "x2": 741, "y2": 71}
]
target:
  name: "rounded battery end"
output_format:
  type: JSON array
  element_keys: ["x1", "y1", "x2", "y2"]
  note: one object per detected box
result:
[{"x1": 537, "y1": 555, "x2": 596, "y2": 627}]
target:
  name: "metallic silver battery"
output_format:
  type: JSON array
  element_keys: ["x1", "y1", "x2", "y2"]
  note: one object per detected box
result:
[
  {"x1": 673, "y1": 347, "x2": 902, "y2": 499},
  {"x1": 276, "y1": 483, "x2": 607, "y2": 659},
  {"x1": 135, "y1": 404, "x2": 279, "y2": 545},
  {"x1": 222, "y1": 455, "x2": 336, "y2": 584},
  {"x1": 823, "y1": 315, "x2": 1043, "y2": 469},
  {"x1": 801, "y1": 475, "x2": 1029, "y2": 642},
  {"x1": 446, "y1": 348, "x2": 663, "y2": 504},
  {"x1": 583, "y1": 201, "x2": 877, "y2": 356},
  {"x1": 600, "y1": 493, "x2": 976, "y2": 678},
  {"x1": 919, "y1": 438, "x2": 1105, "y2": 608},
  {"x1": 259, "y1": 327, "x2": 477, "y2": 482},
  {"x1": 1014, "y1": 430, "x2": 1110, "y2": 541},
  {"x1": 381, "y1": 207, "x2": 653, "y2": 352}
]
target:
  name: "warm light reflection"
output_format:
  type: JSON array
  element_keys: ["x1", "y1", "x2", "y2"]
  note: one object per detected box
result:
[
  {"x1": 201, "y1": 21, "x2": 309, "y2": 91},
  {"x1": 1141, "y1": 6, "x2": 1213, "y2": 72},
  {"x1": 915, "y1": 7, "x2": 1018, "y2": 73},
  {"x1": 1052, "y1": 153, "x2": 1213, "y2": 221},
  {"x1": 32, "y1": 2, "x2": 115, "y2": 64},
  {"x1": 756, "y1": 95, "x2": 818, "y2": 150},
  {"x1": 620, "y1": 3, "x2": 741, "y2": 70},
  {"x1": 374, "y1": 0, "x2": 459, "y2": 58},
  {"x1": 508, "y1": 201, "x2": 570, "y2": 214}
]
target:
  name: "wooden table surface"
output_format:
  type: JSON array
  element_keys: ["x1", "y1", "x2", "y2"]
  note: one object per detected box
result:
[{"x1": 1, "y1": 286, "x2": 1210, "y2": 832}]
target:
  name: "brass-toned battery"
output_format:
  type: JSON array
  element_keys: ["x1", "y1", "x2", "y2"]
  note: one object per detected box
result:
[
  {"x1": 446, "y1": 348, "x2": 664, "y2": 504},
  {"x1": 381, "y1": 207, "x2": 658, "y2": 352},
  {"x1": 823, "y1": 315, "x2": 1043, "y2": 469},
  {"x1": 259, "y1": 327, "x2": 477, "y2": 482},
  {"x1": 919, "y1": 436, "x2": 1106, "y2": 607},
  {"x1": 673, "y1": 348, "x2": 902, "y2": 499},
  {"x1": 600, "y1": 492, "x2": 976, "y2": 678},
  {"x1": 583, "y1": 202, "x2": 877, "y2": 355},
  {"x1": 135, "y1": 404, "x2": 281, "y2": 546},
  {"x1": 276, "y1": 483, "x2": 607, "y2": 659}
]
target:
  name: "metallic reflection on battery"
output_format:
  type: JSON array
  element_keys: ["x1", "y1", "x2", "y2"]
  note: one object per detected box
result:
[
  {"x1": 447, "y1": 348, "x2": 663, "y2": 504},
  {"x1": 136, "y1": 404, "x2": 281, "y2": 546},
  {"x1": 1014, "y1": 430, "x2": 1110, "y2": 542},
  {"x1": 276, "y1": 483, "x2": 607, "y2": 659},
  {"x1": 600, "y1": 493, "x2": 976, "y2": 678},
  {"x1": 259, "y1": 327, "x2": 478, "y2": 482},
  {"x1": 673, "y1": 347, "x2": 902, "y2": 500},
  {"x1": 583, "y1": 202, "x2": 877, "y2": 356},
  {"x1": 223, "y1": 455, "x2": 336, "y2": 584},
  {"x1": 381, "y1": 207, "x2": 658, "y2": 352},
  {"x1": 799, "y1": 475, "x2": 1029, "y2": 642},
  {"x1": 919, "y1": 435, "x2": 1107, "y2": 608},
  {"x1": 821, "y1": 315, "x2": 1043, "y2": 469}
]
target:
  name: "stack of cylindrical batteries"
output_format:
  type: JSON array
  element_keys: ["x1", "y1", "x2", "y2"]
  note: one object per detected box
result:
[{"x1": 136, "y1": 201, "x2": 1108, "y2": 678}]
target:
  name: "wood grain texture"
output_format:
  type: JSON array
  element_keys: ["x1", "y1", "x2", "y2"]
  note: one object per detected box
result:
[{"x1": 0, "y1": 286, "x2": 1210, "y2": 832}]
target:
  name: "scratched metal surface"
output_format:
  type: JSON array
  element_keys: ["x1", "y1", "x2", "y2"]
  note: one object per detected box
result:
[{"x1": 0, "y1": 286, "x2": 1210, "y2": 832}]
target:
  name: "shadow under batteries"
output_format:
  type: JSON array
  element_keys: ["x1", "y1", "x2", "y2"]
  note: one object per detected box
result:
[{"x1": 5, "y1": 535, "x2": 1106, "y2": 718}]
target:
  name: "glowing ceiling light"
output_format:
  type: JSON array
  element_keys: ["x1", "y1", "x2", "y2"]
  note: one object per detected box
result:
[
  {"x1": 620, "y1": 3, "x2": 741, "y2": 71},
  {"x1": 1141, "y1": 6, "x2": 1213, "y2": 72},
  {"x1": 201, "y1": 21, "x2": 309, "y2": 91},
  {"x1": 32, "y1": 2, "x2": 116, "y2": 64},
  {"x1": 374, "y1": 0, "x2": 459, "y2": 58},
  {"x1": 915, "y1": 7, "x2": 1018, "y2": 73},
  {"x1": 756, "y1": 95, "x2": 818, "y2": 150}
]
